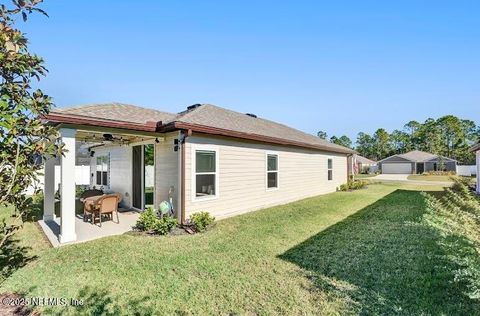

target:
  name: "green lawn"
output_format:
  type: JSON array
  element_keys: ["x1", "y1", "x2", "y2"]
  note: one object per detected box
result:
[
  {"x1": 1, "y1": 183, "x2": 479, "y2": 315},
  {"x1": 407, "y1": 174, "x2": 454, "y2": 182}
]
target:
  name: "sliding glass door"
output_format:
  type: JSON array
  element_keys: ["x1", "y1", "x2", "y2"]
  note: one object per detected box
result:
[
  {"x1": 132, "y1": 144, "x2": 155, "y2": 211},
  {"x1": 144, "y1": 144, "x2": 155, "y2": 210}
]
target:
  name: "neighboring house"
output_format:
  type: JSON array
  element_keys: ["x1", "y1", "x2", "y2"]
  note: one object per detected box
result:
[
  {"x1": 471, "y1": 143, "x2": 480, "y2": 194},
  {"x1": 353, "y1": 154, "x2": 377, "y2": 174},
  {"x1": 42, "y1": 103, "x2": 355, "y2": 244},
  {"x1": 378, "y1": 150, "x2": 457, "y2": 174}
]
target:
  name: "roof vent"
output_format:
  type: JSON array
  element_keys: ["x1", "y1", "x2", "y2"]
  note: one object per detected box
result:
[
  {"x1": 246, "y1": 113, "x2": 257, "y2": 118},
  {"x1": 187, "y1": 104, "x2": 202, "y2": 111}
]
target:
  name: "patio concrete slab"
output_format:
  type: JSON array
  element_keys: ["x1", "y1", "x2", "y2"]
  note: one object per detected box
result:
[{"x1": 38, "y1": 211, "x2": 140, "y2": 247}]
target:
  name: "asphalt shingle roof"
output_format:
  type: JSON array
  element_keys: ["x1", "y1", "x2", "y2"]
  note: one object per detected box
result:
[
  {"x1": 172, "y1": 104, "x2": 354, "y2": 153},
  {"x1": 355, "y1": 155, "x2": 377, "y2": 165},
  {"x1": 53, "y1": 103, "x2": 355, "y2": 154},
  {"x1": 397, "y1": 150, "x2": 438, "y2": 162},
  {"x1": 56, "y1": 102, "x2": 177, "y2": 124}
]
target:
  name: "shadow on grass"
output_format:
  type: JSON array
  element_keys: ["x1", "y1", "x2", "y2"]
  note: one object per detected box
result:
[
  {"x1": 0, "y1": 238, "x2": 36, "y2": 285},
  {"x1": 279, "y1": 189, "x2": 480, "y2": 315},
  {"x1": 42, "y1": 286, "x2": 159, "y2": 316}
]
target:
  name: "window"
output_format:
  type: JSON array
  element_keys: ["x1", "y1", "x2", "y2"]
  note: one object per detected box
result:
[
  {"x1": 267, "y1": 154, "x2": 278, "y2": 189},
  {"x1": 96, "y1": 155, "x2": 109, "y2": 186},
  {"x1": 327, "y1": 158, "x2": 333, "y2": 181},
  {"x1": 195, "y1": 150, "x2": 217, "y2": 198}
]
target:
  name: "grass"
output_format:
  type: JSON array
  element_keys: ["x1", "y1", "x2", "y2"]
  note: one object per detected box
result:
[
  {"x1": 1, "y1": 183, "x2": 479, "y2": 315},
  {"x1": 407, "y1": 174, "x2": 454, "y2": 182}
]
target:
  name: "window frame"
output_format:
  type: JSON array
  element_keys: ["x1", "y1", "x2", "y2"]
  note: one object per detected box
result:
[
  {"x1": 95, "y1": 154, "x2": 110, "y2": 188},
  {"x1": 327, "y1": 157, "x2": 333, "y2": 181},
  {"x1": 266, "y1": 152, "x2": 279, "y2": 191},
  {"x1": 191, "y1": 144, "x2": 219, "y2": 202}
]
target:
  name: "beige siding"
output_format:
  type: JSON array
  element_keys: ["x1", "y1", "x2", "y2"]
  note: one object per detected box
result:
[
  {"x1": 155, "y1": 132, "x2": 180, "y2": 214},
  {"x1": 89, "y1": 132, "x2": 180, "y2": 210},
  {"x1": 91, "y1": 145, "x2": 133, "y2": 208},
  {"x1": 185, "y1": 135, "x2": 348, "y2": 219}
]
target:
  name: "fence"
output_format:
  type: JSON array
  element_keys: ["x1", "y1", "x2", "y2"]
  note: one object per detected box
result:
[
  {"x1": 25, "y1": 165, "x2": 91, "y2": 195},
  {"x1": 456, "y1": 165, "x2": 477, "y2": 177}
]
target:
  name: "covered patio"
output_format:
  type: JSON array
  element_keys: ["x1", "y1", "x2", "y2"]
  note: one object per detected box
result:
[
  {"x1": 39, "y1": 124, "x2": 163, "y2": 246},
  {"x1": 38, "y1": 211, "x2": 140, "y2": 247}
]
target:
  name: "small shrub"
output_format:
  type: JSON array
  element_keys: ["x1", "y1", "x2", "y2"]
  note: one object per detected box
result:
[
  {"x1": 423, "y1": 171, "x2": 456, "y2": 176},
  {"x1": 136, "y1": 207, "x2": 158, "y2": 231},
  {"x1": 339, "y1": 180, "x2": 368, "y2": 191},
  {"x1": 154, "y1": 216, "x2": 178, "y2": 235},
  {"x1": 190, "y1": 212, "x2": 215, "y2": 232}
]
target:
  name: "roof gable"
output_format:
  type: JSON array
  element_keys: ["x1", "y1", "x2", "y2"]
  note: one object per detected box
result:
[
  {"x1": 398, "y1": 150, "x2": 437, "y2": 162},
  {"x1": 379, "y1": 155, "x2": 413, "y2": 163}
]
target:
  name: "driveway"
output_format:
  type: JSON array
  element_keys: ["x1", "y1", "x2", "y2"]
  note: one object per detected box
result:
[
  {"x1": 373, "y1": 174, "x2": 410, "y2": 181},
  {"x1": 370, "y1": 174, "x2": 452, "y2": 186}
]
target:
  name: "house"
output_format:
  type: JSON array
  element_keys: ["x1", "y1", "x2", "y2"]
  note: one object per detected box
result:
[
  {"x1": 471, "y1": 143, "x2": 480, "y2": 194},
  {"x1": 378, "y1": 150, "x2": 457, "y2": 174},
  {"x1": 353, "y1": 154, "x2": 377, "y2": 174},
  {"x1": 42, "y1": 103, "x2": 355, "y2": 244}
]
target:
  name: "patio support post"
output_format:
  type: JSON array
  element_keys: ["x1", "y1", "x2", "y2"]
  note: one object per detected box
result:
[
  {"x1": 59, "y1": 128, "x2": 77, "y2": 243},
  {"x1": 43, "y1": 156, "x2": 56, "y2": 221}
]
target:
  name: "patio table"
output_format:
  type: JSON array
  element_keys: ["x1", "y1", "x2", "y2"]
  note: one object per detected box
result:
[{"x1": 82, "y1": 195, "x2": 104, "y2": 222}]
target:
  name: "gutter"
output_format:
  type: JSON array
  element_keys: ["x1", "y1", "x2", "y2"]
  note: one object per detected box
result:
[
  {"x1": 44, "y1": 113, "x2": 356, "y2": 155},
  {"x1": 160, "y1": 121, "x2": 356, "y2": 155},
  {"x1": 44, "y1": 112, "x2": 161, "y2": 132}
]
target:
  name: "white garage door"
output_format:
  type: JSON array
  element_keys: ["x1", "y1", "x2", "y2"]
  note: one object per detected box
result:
[{"x1": 382, "y1": 163, "x2": 411, "y2": 174}]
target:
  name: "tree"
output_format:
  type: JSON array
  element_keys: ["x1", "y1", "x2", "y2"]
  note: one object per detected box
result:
[
  {"x1": 416, "y1": 118, "x2": 442, "y2": 154},
  {"x1": 330, "y1": 135, "x2": 352, "y2": 149},
  {"x1": 356, "y1": 132, "x2": 375, "y2": 159},
  {"x1": 0, "y1": 0, "x2": 61, "y2": 248},
  {"x1": 373, "y1": 128, "x2": 391, "y2": 161},
  {"x1": 390, "y1": 129, "x2": 410, "y2": 154},
  {"x1": 317, "y1": 131, "x2": 327, "y2": 139}
]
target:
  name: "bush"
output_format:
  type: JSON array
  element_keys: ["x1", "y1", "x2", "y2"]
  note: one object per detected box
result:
[
  {"x1": 339, "y1": 180, "x2": 368, "y2": 191},
  {"x1": 136, "y1": 207, "x2": 158, "y2": 232},
  {"x1": 154, "y1": 216, "x2": 178, "y2": 235},
  {"x1": 190, "y1": 212, "x2": 215, "y2": 232},
  {"x1": 136, "y1": 207, "x2": 178, "y2": 235},
  {"x1": 421, "y1": 178, "x2": 480, "y2": 297},
  {"x1": 422, "y1": 171, "x2": 456, "y2": 176}
]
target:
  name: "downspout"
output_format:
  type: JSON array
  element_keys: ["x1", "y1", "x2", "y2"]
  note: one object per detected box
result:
[{"x1": 180, "y1": 135, "x2": 186, "y2": 224}]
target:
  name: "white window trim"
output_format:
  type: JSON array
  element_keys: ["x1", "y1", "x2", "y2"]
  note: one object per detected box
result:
[
  {"x1": 95, "y1": 153, "x2": 110, "y2": 189},
  {"x1": 327, "y1": 157, "x2": 333, "y2": 181},
  {"x1": 266, "y1": 151, "x2": 279, "y2": 191},
  {"x1": 191, "y1": 144, "x2": 220, "y2": 202}
]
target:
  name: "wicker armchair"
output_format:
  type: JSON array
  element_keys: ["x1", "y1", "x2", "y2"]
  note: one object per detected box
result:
[{"x1": 84, "y1": 193, "x2": 122, "y2": 226}]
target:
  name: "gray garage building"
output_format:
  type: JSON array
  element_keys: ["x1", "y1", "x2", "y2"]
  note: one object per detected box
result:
[{"x1": 379, "y1": 150, "x2": 457, "y2": 174}]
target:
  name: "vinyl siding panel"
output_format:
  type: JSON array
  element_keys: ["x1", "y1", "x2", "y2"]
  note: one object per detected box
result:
[
  {"x1": 88, "y1": 132, "x2": 180, "y2": 210},
  {"x1": 155, "y1": 132, "x2": 180, "y2": 214},
  {"x1": 91, "y1": 145, "x2": 133, "y2": 208},
  {"x1": 184, "y1": 135, "x2": 348, "y2": 219}
]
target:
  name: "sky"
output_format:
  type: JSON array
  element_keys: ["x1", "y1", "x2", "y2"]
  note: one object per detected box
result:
[{"x1": 20, "y1": 0, "x2": 480, "y2": 142}]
